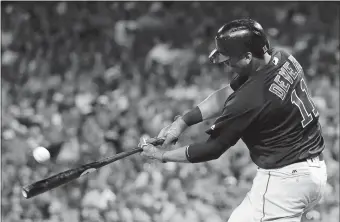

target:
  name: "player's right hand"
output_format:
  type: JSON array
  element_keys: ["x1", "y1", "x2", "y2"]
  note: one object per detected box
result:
[{"x1": 147, "y1": 116, "x2": 188, "y2": 147}]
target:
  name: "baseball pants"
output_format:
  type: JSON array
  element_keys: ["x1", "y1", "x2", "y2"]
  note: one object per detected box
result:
[{"x1": 228, "y1": 155, "x2": 327, "y2": 222}]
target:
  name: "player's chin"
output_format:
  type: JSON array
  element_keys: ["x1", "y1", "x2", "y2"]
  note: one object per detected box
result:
[
  {"x1": 233, "y1": 67, "x2": 249, "y2": 76},
  {"x1": 225, "y1": 66, "x2": 240, "y2": 76},
  {"x1": 224, "y1": 65, "x2": 235, "y2": 73}
]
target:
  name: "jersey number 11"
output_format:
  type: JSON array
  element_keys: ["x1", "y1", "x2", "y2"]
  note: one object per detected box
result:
[{"x1": 291, "y1": 79, "x2": 319, "y2": 128}]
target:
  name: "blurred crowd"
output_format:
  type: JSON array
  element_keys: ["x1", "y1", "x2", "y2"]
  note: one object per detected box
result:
[{"x1": 1, "y1": 2, "x2": 339, "y2": 222}]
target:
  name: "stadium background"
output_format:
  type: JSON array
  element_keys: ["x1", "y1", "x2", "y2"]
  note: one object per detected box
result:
[{"x1": 1, "y1": 2, "x2": 339, "y2": 222}]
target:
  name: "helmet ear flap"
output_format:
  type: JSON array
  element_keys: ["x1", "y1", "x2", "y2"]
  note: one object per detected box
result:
[{"x1": 248, "y1": 21, "x2": 270, "y2": 56}]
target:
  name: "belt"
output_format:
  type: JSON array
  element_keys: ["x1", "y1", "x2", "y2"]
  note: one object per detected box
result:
[
  {"x1": 294, "y1": 152, "x2": 324, "y2": 164},
  {"x1": 258, "y1": 153, "x2": 325, "y2": 170}
]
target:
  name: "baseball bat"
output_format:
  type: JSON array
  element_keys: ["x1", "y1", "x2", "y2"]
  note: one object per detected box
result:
[{"x1": 22, "y1": 138, "x2": 164, "y2": 199}]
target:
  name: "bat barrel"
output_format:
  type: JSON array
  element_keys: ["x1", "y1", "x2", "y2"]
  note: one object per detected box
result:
[
  {"x1": 22, "y1": 185, "x2": 44, "y2": 199},
  {"x1": 22, "y1": 171, "x2": 80, "y2": 199},
  {"x1": 22, "y1": 184, "x2": 47, "y2": 199},
  {"x1": 22, "y1": 182, "x2": 49, "y2": 199},
  {"x1": 22, "y1": 188, "x2": 29, "y2": 198}
]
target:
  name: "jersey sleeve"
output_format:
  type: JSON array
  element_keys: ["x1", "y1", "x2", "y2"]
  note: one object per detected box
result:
[
  {"x1": 186, "y1": 95, "x2": 263, "y2": 163},
  {"x1": 206, "y1": 93, "x2": 263, "y2": 148}
]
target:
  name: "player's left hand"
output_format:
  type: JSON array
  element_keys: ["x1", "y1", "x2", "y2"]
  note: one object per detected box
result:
[
  {"x1": 138, "y1": 136, "x2": 165, "y2": 162},
  {"x1": 146, "y1": 116, "x2": 186, "y2": 149}
]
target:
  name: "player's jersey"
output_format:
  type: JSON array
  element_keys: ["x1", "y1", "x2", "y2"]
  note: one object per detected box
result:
[{"x1": 206, "y1": 48, "x2": 324, "y2": 169}]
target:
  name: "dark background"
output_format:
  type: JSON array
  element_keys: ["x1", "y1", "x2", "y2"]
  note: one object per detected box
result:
[{"x1": 1, "y1": 2, "x2": 339, "y2": 222}]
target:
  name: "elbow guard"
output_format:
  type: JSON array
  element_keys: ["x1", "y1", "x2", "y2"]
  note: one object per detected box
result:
[
  {"x1": 186, "y1": 140, "x2": 228, "y2": 163},
  {"x1": 182, "y1": 106, "x2": 203, "y2": 126}
]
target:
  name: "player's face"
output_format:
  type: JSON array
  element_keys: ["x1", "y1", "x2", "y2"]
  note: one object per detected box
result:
[
  {"x1": 224, "y1": 53, "x2": 252, "y2": 76},
  {"x1": 209, "y1": 49, "x2": 253, "y2": 76}
]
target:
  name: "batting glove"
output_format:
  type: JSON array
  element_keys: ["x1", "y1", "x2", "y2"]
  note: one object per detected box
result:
[
  {"x1": 138, "y1": 136, "x2": 166, "y2": 162},
  {"x1": 147, "y1": 115, "x2": 188, "y2": 147}
]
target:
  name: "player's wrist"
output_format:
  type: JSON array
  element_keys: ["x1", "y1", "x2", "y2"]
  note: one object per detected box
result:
[{"x1": 175, "y1": 116, "x2": 189, "y2": 133}]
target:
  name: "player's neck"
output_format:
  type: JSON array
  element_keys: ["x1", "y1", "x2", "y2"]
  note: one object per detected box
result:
[{"x1": 254, "y1": 53, "x2": 272, "y2": 72}]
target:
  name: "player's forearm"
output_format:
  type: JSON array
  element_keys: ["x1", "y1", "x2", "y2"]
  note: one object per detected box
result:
[
  {"x1": 180, "y1": 85, "x2": 232, "y2": 128},
  {"x1": 162, "y1": 146, "x2": 191, "y2": 163},
  {"x1": 197, "y1": 85, "x2": 232, "y2": 120},
  {"x1": 162, "y1": 140, "x2": 228, "y2": 163}
]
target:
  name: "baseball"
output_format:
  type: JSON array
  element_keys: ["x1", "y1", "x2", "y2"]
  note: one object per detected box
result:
[{"x1": 33, "y1": 146, "x2": 51, "y2": 163}]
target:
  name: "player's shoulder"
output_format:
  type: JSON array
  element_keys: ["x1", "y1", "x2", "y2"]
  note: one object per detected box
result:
[
  {"x1": 229, "y1": 48, "x2": 288, "y2": 92},
  {"x1": 264, "y1": 48, "x2": 305, "y2": 102},
  {"x1": 226, "y1": 79, "x2": 263, "y2": 113},
  {"x1": 226, "y1": 48, "x2": 301, "y2": 110},
  {"x1": 230, "y1": 48, "x2": 294, "y2": 106},
  {"x1": 269, "y1": 47, "x2": 298, "y2": 66},
  {"x1": 268, "y1": 47, "x2": 304, "y2": 79}
]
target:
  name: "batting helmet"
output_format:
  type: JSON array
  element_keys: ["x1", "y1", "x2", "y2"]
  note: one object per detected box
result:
[{"x1": 209, "y1": 19, "x2": 270, "y2": 64}]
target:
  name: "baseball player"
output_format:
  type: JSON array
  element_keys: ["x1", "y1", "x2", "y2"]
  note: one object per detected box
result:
[{"x1": 139, "y1": 19, "x2": 327, "y2": 222}]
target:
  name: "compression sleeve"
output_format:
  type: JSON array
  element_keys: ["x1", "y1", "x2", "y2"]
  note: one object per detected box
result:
[
  {"x1": 182, "y1": 106, "x2": 203, "y2": 126},
  {"x1": 185, "y1": 139, "x2": 230, "y2": 163}
]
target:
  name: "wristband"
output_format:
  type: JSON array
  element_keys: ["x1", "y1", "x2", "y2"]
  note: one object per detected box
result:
[{"x1": 182, "y1": 106, "x2": 203, "y2": 126}]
